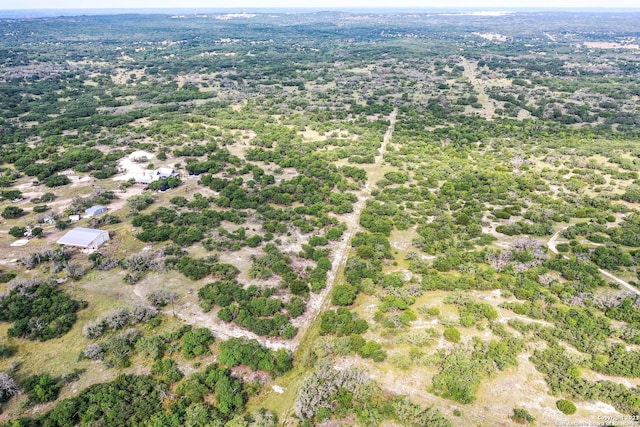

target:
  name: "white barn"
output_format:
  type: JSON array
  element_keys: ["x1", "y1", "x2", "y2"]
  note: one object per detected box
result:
[{"x1": 57, "y1": 228, "x2": 110, "y2": 252}]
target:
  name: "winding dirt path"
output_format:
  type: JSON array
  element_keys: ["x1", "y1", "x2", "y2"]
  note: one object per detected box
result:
[{"x1": 547, "y1": 227, "x2": 640, "y2": 296}]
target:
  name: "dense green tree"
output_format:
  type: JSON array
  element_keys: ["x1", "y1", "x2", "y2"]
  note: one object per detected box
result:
[
  {"x1": 0, "y1": 280, "x2": 85, "y2": 341},
  {"x1": 2, "y1": 206, "x2": 24, "y2": 219},
  {"x1": 23, "y1": 374, "x2": 61, "y2": 403},
  {"x1": 331, "y1": 284, "x2": 358, "y2": 306},
  {"x1": 182, "y1": 328, "x2": 214, "y2": 359}
]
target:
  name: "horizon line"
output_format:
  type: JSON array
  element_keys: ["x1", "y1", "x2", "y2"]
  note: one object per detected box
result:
[{"x1": 3, "y1": 6, "x2": 640, "y2": 10}]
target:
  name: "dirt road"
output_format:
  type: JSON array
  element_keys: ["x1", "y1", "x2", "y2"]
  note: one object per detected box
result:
[
  {"x1": 460, "y1": 57, "x2": 495, "y2": 120},
  {"x1": 288, "y1": 108, "x2": 398, "y2": 348},
  {"x1": 547, "y1": 227, "x2": 640, "y2": 296},
  {"x1": 173, "y1": 109, "x2": 399, "y2": 352}
]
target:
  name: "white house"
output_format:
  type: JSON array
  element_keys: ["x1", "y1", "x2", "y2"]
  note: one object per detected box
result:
[
  {"x1": 136, "y1": 167, "x2": 179, "y2": 184},
  {"x1": 57, "y1": 228, "x2": 110, "y2": 252}
]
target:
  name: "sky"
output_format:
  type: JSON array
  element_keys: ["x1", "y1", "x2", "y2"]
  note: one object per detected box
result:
[{"x1": 1, "y1": 0, "x2": 639, "y2": 10}]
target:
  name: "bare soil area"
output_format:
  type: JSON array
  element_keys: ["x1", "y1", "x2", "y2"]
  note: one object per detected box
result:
[{"x1": 113, "y1": 150, "x2": 155, "y2": 181}]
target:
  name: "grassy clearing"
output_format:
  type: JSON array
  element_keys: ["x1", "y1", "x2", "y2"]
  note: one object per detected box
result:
[
  {"x1": 468, "y1": 355, "x2": 557, "y2": 427},
  {"x1": 0, "y1": 311, "x2": 188, "y2": 422},
  {"x1": 0, "y1": 280, "x2": 123, "y2": 380},
  {"x1": 248, "y1": 320, "x2": 322, "y2": 426}
]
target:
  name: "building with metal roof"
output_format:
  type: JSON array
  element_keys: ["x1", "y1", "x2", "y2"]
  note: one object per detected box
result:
[
  {"x1": 85, "y1": 205, "x2": 107, "y2": 217},
  {"x1": 56, "y1": 228, "x2": 109, "y2": 252}
]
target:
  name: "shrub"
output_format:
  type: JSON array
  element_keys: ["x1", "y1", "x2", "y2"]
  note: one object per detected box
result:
[
  {"x1": 512, "y1": 408, "x2": 536, "y2": 424},
  {"x1": 147, "y1": 289, "x2": 178, "y2": 307},
  {"x1": 0, "y1": 372, "x2": 20, "y2": 403},
  {"x1": 37, "y1": 192, "x2": 56, "y2": 202},
  {"x1": 443, "y1": 327, "x2": 461, "y2": 343},
  {"x1": 151, "y1": 358, "x2": 183, "y2": 383},
  {"x1": 432, "y1": 351, "x2": 483, "y2": 404},
  {"x1": 320, "y1": 308, "x2": 368, "y2": 336},
  {"x1": 282, "y1": 324, "x2": 297, "y2": 339},
  {"x1": 389, "y1": 353, "x2": 412, "y2": 370},
  {"x1": 83, "y1": 343, "x2": 105, "y2": 360},
  {"x1": 358, "y1": 341, "x2": 387, "y2": 362},
  {"x1": 24, "y1": 374, "x2": 61, "y2": 403},
  {"x1": 56, "y1": 219, "x2": 71, "y2": 230},
  {"x1": 43, "y1": 174, "x2": 71, "y2": 187},
  {"x1": 381, "y1": 273, "x2": 404, "y2": 288},
  {"x1": 0, "y1": 271, "x2": 16, "y2": 283},
  {"x1": 102, "y1": 329, "x2": 142, "y2": 368},
  {"x1": 219, "y1": 338, "x2": 293, "y2": 374},
  {"x1": 331, "y1": 284, "x2": 358, "y2": 306},
  {"x1": 2, "y1": 206, "x2": 24, "y2": 219},
  {"x1": 8, "y1": 226, "x2": 26, "y2": 238},
  {"x1": 390, "y1": 396, "x2": 451, "y2": 427},
  {"x1": 127, "y1": 194, "x2": 155, "y2": 212},
  {"x1": 182, "y1": 327, "x2": 213, "y2": 359},
  {"x1": 0, "y1": 343, "x2": 16, "y2": 359},
  {"x1": 556, "y1": 399, "x2": 576, "y2": 415},
  {"x1": 286, "y1": 296, "x2": 306, "y2": 318},
  {"x1": 1, "y1": 279, "x2": 85, "y2": 341}
]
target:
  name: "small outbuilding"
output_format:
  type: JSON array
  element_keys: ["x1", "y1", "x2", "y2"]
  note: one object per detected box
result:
[
  {"x1": 57, "y1": 227, "x2": 110, "y2": 252},
  {"x1": 85, "y1": 205, "x2": 107, "y2": 217}
]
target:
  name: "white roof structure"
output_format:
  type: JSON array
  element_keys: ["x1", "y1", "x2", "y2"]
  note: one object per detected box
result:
[
  {"x1": 136, "y1": 167, "x2": 178, "y2": 184},
  {"x1": 57, "y1": 228, "x2": 110, "y2": 251},
  {"x1": 157, "y1": 167, "x2": 176, "y2": 178},
  {"x1": 85, "y1": 205, "x2": 107, "y2": 216}
]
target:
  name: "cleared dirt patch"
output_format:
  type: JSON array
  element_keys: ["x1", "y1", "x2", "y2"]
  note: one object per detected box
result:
[{"x1": 113, "y1": 150, "x2": 155, "y2": 182}]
